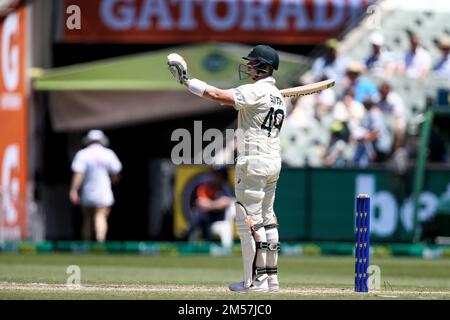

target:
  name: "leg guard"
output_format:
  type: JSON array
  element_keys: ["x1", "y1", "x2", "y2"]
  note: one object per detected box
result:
[
  {"x1": 265, "y1": 224, "x2": 279, "y2": 268},
  {"x1": 235, "y1": 202, "x2": 267, "y2": 287},
  {"x1": 253, "y1": 224, "x2": 267, "y2": 278},
  {"x1": 235, "y1": 202, "x2": 256, "y2": 288},
  {"x1": 265, "y1": 224, "x2": 280, "y2": 290}
]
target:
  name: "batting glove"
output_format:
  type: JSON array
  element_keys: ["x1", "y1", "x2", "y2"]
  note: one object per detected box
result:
[{"x1": 167, "y1": 53, "x2": 189, "y2": 85}]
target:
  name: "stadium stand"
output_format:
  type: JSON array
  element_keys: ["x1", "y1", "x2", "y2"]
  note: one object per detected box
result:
[{"x1": 281, "y1": 0, "x2": 450, "y2": 167}]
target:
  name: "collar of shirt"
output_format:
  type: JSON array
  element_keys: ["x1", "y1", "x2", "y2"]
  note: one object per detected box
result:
[{"x1": 255, "y1": 76, "x2": 276, "y2": 85}]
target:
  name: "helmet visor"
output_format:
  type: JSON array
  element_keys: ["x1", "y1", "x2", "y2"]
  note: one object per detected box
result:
[
  {"x1": 238, "y1": 63, "x2": 250, "y2": 80},
  {"x1": 238, "y1": 61, "x2": 269, "y2": 80}
]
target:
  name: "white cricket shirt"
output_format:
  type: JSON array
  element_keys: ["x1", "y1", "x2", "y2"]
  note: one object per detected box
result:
[
  {"x1": 230, "y1": 76, "x2": 286, "y2": 159},
  {"x1": 71, "y1": 143, "x2": 122, "y2": 207}
]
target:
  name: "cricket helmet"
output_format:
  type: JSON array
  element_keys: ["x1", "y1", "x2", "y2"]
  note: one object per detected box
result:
[{"x1": 243, "y1": 45, "x2": 279, "y2": 70}]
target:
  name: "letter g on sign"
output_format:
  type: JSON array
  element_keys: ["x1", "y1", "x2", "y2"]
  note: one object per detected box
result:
[{"x1": 1, "y1": 144, "x2": 20, "y2": 224}]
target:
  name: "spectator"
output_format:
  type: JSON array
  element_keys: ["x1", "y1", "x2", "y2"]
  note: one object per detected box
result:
[
  {"x1": 376, "y1": 82, "x2": 408, "y2": 151},
  {"x1": 282, "y1": 93, "x2": 325, "y2": 167},
  {"x1": 332, "y1": 88, "x2": 366, "y2": 133},
  {"x1": 315, "y1": 76, "x2": 337, "y2": 122},
  {"x1": 353, "y1": 99, "x2": 393, "y2": 167},
  {"x1": 352, "y1": 125, "x2": 376, "y2": 168},
  {"x1": 433, "y1": 36, "x2": 450, "y2": 78},
  {"x1": 181, "y1": 166, "x2": 234, "y2": 244},
  {"x1": 341, "y1": 61, "x2": 379, "y2": 103},
  {"x1": 323, "y1": 121, "x2": 352, "y2": 167},
  {"x1": 284, "y1": 93, "x2": 317, "y2": 127},
  {"x1": 69, "y1": 130, "x2": 122, "y2": 242},
  {"x1": 364, "y1": 32, "x2": 396, "y2": 78},
  {"x1": 397, "y1": 31, "x2": 432, "y2": 78},
  {"x1": 311, "y1": 38, "x2": 349, "y2": 83}
]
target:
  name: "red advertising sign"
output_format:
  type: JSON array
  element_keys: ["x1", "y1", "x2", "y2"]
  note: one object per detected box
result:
[
  {"x1": 0, "y1": 6, "x2": 28, "y2": 240},
  {"x1": 63, "y1": 0, "x2": 372, "y2": 44}
]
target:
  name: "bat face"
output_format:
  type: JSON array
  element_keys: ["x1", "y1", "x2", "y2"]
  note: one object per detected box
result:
[{"x1": 280, "y1": 79, "x2": 335, "y2": 98}]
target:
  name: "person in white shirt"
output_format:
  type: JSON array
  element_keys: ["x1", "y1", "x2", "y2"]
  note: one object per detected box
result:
[
  {"x1": 353, "y1": 98, "x2": 393, "y2": 167},
  {"x1": 376, "y1": 82, "x2": 407, "y2": 152},
  {"x1": 433, "y1": 36, "x2": 450, "y2": 78},
  {"x1": 70, "y1": 130, "x2": 122, "y2": 242},
  {"x1": 398, "y1": 31, "x2": 432, "y2": 79},
  {"x1": 168, "y1": 45, "x2": 285, "y2": 293},
  {"x1": 364, "y1": 32, "x2": 396, "y2": 78},
  {"x1": 333, "y1": 88, "x2": 366, "y2": 134}
]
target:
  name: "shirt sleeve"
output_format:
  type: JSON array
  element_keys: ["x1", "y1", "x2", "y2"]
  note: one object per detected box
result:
[
  {"x1": 196, "y1": 184, "x2": 213, "y2": 201},
  {"x1": 230, "y1": 84, "x2": 264, "y2": 110},
  {"x1": 108, "y1": 151, "x2": 122, "y2": 174},
  {"x1": 71, "y1": 152, "x2": 86, "y2": 173}
]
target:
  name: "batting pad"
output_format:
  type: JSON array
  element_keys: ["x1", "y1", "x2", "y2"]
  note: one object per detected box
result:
[
  {"x1": 266, "y1": 227, "x2": 279, "y2": 269},
  {"x1": 254, "y1": 227, "x2": 267, "y2": 275},
  {"x1": 235, "y1": 202, "x2": 256, "y2": 288}
]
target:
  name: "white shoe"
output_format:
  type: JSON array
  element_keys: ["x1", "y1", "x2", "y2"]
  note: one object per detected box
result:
[
  {"x1": 228, "y1": 275, "x2": 269, "y2": 293},
  {"x1": 268, "y1": 274, "x2": 279, "y2": 292}
]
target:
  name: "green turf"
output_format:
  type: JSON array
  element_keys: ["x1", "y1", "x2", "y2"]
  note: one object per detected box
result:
[{"x1": 0, "y1": 253, "x2": 449, "y2": 299}]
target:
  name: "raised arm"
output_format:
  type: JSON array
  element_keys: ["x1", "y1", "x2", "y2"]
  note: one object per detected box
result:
[{"x1": 184, "y1": 79, "x2": 235, "y2": 106}]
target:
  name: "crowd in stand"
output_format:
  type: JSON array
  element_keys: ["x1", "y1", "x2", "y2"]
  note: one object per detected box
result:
[{"x1": 281, "y1": 30, "x2": 450, "y2": 168}]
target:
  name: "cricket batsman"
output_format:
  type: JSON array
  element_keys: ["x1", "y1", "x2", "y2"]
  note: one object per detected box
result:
[{"x1": 167, "y1": 45, "x2": 285, "y2": 292}]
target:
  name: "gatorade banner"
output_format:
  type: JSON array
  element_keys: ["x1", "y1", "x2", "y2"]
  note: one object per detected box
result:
[
  {"x1": 0, "y1": 6, "x2": 28, "y2": 240},
  {"x1": 62, "y1": 0, "x2": 373, "y2": 44}
]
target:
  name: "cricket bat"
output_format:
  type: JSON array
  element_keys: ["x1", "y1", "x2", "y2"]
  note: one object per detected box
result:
[{"x1": 280, "y1": 79, "x2": 335, "y2": 98}]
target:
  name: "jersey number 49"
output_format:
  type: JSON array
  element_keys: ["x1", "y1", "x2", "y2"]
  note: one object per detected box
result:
[{"x1": 261, "y1": 107, "x2": 285, "y2": 137}]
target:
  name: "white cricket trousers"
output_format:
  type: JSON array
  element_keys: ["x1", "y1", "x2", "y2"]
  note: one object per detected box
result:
[{"x1": 234, "y1": 155, "x2": 281, "y2": 226}]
